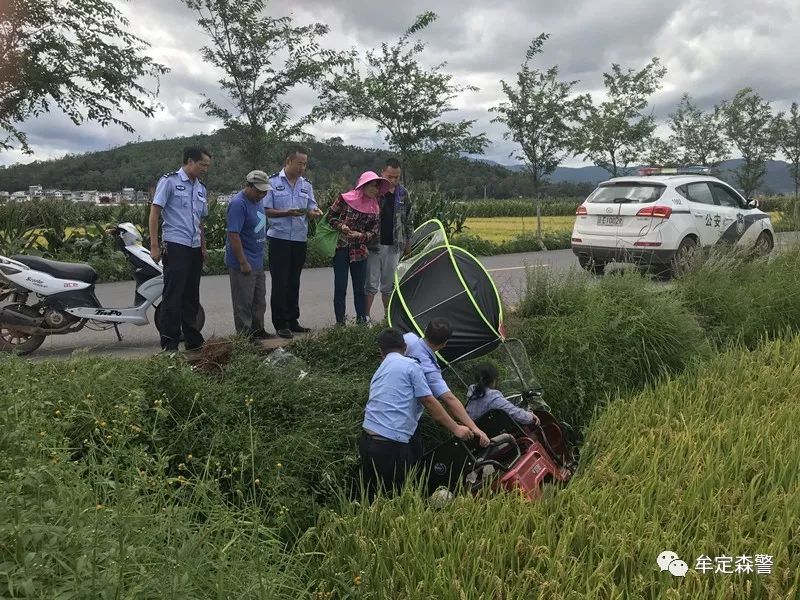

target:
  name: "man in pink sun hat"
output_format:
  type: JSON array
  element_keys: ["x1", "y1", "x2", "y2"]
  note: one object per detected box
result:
[{"x1": 326, "y1": 171, "x2": 391, "y2": 325}]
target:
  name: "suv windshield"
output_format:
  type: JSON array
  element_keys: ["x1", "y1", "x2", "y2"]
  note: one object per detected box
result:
[{"x1": 586, "y1": 182, "x2": 666, "y2": 204}]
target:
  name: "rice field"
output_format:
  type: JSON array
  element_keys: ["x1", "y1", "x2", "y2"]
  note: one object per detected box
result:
[
  {"x1": 465, "y1": 216, "x2": 576, "y2": 241},
  {"x1": 301, "y1": 334, "x2": 800, "y2": 599}
]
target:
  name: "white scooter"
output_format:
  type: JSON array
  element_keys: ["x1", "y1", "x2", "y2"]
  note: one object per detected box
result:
[{"x1": 0, "y1": 223, "x2": 205, "y2": 355}]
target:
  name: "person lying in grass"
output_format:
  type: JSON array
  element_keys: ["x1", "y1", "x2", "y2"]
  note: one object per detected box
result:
[
  {"x1": 465, "y1": 362, "x2": 541, "y2": 426},
  {"x1": 359, "y1": 327, "x2": 475, "y2": 500}
]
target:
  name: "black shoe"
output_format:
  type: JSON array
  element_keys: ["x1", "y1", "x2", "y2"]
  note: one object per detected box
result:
[
  {"x1": 276, "y1": 328, "x2": 294, "y2": 339},
  {"x1": 289, "y1": 322, "x2": 311, "y2": 333},
  {"x1": 252, "y1": 329, "x2": 275, "y2": 340}
]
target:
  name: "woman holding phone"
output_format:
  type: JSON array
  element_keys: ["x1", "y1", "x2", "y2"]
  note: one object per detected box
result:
[{"x1": 327, "y1": 171, "x2": 390, "y2": 325}]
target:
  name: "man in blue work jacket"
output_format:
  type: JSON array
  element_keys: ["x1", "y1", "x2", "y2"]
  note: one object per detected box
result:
[
  {"x1": 148, "y1": 146, "x2": 211, "y2": 352},
  {"x1": 360, "y1": 327, "x2": 475, "y2": 498},
  {"x1": 403, "y1": 318, "x2": 491, "y2": 458},
  {"x1": 263, "y1": 146, "x2": 323, "y2": 338}
]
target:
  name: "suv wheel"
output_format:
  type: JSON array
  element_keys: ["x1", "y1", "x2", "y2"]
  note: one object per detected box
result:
[
  {"x1": 754, "y1": 231, "x2": 774, "y2": 256},
  {"x1": 670, "y1": 237, "x2": 698, "y2": 279},
  {"x1": 578, "y1": 255, "x2": 606, "y2": 275}
]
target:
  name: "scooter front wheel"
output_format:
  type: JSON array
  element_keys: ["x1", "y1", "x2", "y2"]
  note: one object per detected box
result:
[
  {"x1": 153, "y1": 303, "x2": 206, "y2": 341},
  {"x1": 0, "y1": 304, "x2": 46, "y2": 355}
]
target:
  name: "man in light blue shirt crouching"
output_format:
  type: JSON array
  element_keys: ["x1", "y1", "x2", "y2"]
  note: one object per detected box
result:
[
  {"x1": 403, "y1": 318, "x2": 491, "y2": 456},
  {"x1": 360, "y1": 328, "x2": 474, "y2": 499}
]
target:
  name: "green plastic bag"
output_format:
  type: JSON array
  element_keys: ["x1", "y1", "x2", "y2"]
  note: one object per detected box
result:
[{"x1": 308, "y1": 215, "x2": 339, "y2": 258}]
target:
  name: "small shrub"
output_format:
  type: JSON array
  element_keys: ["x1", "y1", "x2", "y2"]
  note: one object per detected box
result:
[
  {"x1": 411, "y1": 183, "x2": 467, "y2": 235},
  {"x1": 452, "y1": 230, "x2": 571, "y2": 257}
]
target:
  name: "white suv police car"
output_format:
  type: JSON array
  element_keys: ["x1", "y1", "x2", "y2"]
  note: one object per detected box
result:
[{"x1": 570, "y1": 167, "x2": 774, "y2": 276}]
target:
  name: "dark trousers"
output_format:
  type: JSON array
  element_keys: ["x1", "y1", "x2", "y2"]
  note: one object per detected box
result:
[
  {"x1": 268, "y1": 237, "x2": 306, "y2": 330},
  {"x1": 160, "y1": 242, "x2": 204, "y2": 350},
  {"x1": 409, "y1": 426, "x2": 424, "y2": 464},
  {"x1": 358, "y1": 431, "x2": 413, "y2": 500},
  {"x1": 333, "y1": 248, "x2": 367, "y2": 324},
  {"x1": 228, "y1": 267, "x2": 267, "y2": 336}
]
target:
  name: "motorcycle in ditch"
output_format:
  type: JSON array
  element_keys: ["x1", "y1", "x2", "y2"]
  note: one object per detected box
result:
[{"x1": 0, "y1": 223, "x2": 205, "y2": 355}]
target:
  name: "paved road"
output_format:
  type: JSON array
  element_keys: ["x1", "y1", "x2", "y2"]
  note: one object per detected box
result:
[
  {"x1": 27, "y1": 247, "x2": 575, "y2": 359},
  {"x1": 22, "y1": 231, "x2": 800, "y2": 359}
]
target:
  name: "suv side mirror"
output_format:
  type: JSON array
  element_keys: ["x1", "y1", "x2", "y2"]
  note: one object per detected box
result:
[{"x1": 747, "y1": 198, "x2": 759, "y2": 209}]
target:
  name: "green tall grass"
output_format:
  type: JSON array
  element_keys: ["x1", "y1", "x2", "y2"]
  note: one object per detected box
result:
[
  {"x1": 0, "y1": 356, "x2": 309, "y2": 598},
  {"x1": 514, "y1": 268, "x2": 711, "y2": 427},
  {"x1": 677, "y1": 247, "x2": 800, "y2": 348},
  {"x1": 299, "y1": 334, "x2": 800, "y2": 599}
]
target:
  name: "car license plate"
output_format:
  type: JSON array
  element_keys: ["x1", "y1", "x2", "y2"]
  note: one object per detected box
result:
[{"x1": 597, "y1": 216, "x2": 623, "y2": 226}]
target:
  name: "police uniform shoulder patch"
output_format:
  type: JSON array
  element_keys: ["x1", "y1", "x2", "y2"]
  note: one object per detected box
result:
[
  {"x1": 269, "y1": 172, "x2": 280, "y2": 179},
  {"x1": 161, "y1": 172, "x2": 175, "y2": 179}
]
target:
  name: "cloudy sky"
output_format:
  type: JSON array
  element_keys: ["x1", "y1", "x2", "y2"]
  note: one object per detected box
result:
[{"x1": 3, "y1": 0, "x2": 799, "y2": 168}]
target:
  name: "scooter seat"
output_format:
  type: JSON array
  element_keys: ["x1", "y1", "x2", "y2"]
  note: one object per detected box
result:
[{"x1": 12, "y1": 255, "x2": 98, "y2": 284}]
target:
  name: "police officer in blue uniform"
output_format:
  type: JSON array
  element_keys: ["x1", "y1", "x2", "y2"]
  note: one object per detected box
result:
[
  {"x1": 148, "y1": 146, "x2": 212, "y2": 351},
  {"x1": 263, "y1": 145, "x2": 323, "y2": 338}
]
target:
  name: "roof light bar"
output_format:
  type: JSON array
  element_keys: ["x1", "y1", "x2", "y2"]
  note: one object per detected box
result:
[{"x1": 637, "y1": 166, "x2": 711, "y2": 176}]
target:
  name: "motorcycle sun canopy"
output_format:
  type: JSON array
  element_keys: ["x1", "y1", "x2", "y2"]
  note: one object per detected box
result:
[{"x1": 387, "y1": 219, "x2": 505, "y2": 366}]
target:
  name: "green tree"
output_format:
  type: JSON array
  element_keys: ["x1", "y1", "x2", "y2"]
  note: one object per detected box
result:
[
  {"x1": 0, "y1": 0, "x2": 168, "y2": 154},
  {"x1": 641, "y1": 135, "x2": 678, "y2": 167},
  {"x1": 320, "y1": 11, "x2": 488, "y2": 182},
  {"x1": 717, "y1": 88, "x2": 781, "y2": 198},
  {"x1": 778, "y1": 102, "x2": 800, "y2": 203},
  {"x1": 490, "y1": 33, "x2": 589, "y2": 197},
  {"x1": 574, "y1": 58, "x2": 667, "y2": 177},
  {"x1": 668, "y1": 94, "x2": 729, "y2": 166},
  {"x1": 184, "y1": 0, "x2": 344, "y2": 169}
]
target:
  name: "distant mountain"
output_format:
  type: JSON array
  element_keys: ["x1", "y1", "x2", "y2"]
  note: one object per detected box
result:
[
  {"x1": 549, "y1": 165, "x2": 613, "y2": 184},
  {"x1": 0, "y1": 134, "x2": 594, "y2": 200},
  {"x1": 474, "y1": 158, "x2": 609, "y2": 182},
  {"x1": 484, "y1": 158, "x2": 797, "y2": 194},
  {"x1": 4, "y1": 132, "x2": 792, "y2": 199},
  {"x1": 715, "y1": 159, "x2": 795, "y2": 195}
]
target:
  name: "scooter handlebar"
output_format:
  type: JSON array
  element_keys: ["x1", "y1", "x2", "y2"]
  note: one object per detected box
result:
[
  {"x1": 471, "y1": 432, "x2": 522, "y2": 467},
  {"x1": 488, "y1": 433, "x2": 517, "y2": 447}
]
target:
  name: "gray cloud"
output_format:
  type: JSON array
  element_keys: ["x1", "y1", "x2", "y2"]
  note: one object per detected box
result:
[{"x1": 2, "y1": 0, "x2": 799, "y2": 168}]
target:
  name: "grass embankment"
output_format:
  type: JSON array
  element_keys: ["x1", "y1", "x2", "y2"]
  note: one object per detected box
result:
[{"x1": 2, "y1": 248, "x2": 800, "y2": 597}]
